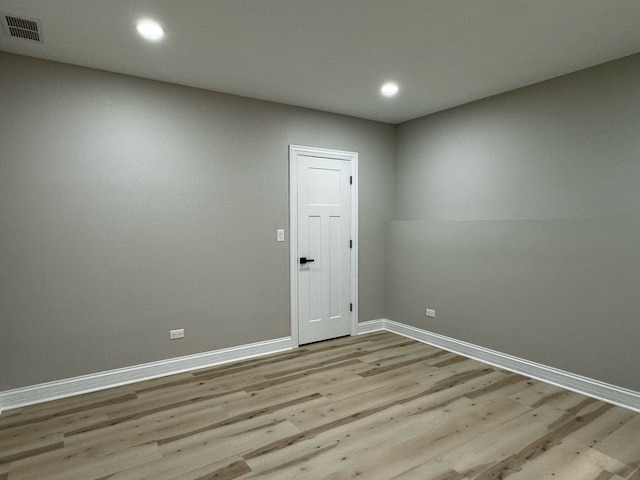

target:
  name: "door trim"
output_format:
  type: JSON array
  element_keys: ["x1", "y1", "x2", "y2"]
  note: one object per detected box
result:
[{"x1": 289, "y1": 145, "x2": 358, "y2": 348}]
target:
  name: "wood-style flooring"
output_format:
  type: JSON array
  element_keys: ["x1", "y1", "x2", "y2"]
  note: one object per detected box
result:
[{"x1": 1, "y1": 332, "x2": 640, "y2": 479}]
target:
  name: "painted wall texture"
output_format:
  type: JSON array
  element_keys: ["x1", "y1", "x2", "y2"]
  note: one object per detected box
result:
[
  {"x1": 389, "y1": 54, "x2": 640, "y2": 390},
  {"x1": 3, "y1": 49, "x2": 640, "y2": 394},
  {"x1": 0, "y1": 52, "x2": 395, "y2": 390}
]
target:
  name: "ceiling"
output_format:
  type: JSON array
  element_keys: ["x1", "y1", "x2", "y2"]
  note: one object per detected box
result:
[{"x1": 1, "y1": 1, "x2": 640, "y2": 124}]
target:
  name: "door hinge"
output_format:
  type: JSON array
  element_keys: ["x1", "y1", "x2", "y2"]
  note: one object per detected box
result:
[
  {"x1": 349, "y1": 240, "x2": 352, "y2": 249},
  {"x1": 350, "y1": 176, "x2": 353, "y2": 185},
  {"x1": 350, "y1": 303, "x2": 353, "y2": 312}
]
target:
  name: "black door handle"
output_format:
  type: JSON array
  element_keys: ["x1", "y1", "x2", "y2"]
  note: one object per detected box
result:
[{"x1": 300, "y1": 257, "x2": 315, "y2": 264}]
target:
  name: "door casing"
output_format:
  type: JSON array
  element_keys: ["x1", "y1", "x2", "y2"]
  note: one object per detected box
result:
[{"x1": 289, "y1": 145, "x2": 358, "y2": 348}]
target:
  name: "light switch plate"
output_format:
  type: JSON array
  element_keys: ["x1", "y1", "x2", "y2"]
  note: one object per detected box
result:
[{"x1": 277, "y1": 229, "x2": 285, "y2": 242}]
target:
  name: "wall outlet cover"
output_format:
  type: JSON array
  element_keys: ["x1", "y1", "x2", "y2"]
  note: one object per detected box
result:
[{"x1": 170, "y1": 329, "x2": 185, "y2": 339}]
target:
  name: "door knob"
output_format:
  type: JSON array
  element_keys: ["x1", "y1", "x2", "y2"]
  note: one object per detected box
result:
[{"x1": 300, "y1": 257, "x2": 315, "y2": 264}]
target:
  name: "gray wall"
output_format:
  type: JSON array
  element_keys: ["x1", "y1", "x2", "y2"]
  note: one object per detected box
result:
[
  {"x1": 0, "y1": 52, "x2": 395, "y2": 390},
  {"x1": 5, "y1": 48, "x2": 640, "y2": 394},
  {"x1": 389, "y1": 54, "x2": 640, "y2": 390}
]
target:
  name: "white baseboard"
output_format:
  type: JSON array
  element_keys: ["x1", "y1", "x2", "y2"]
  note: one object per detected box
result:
[
  {"x1": 0, "y1": 337, "x2": 292, "y2": 414},
  {"x1": 6, "y1": 320, "x2": 640, "y2": 415},
  {"x1": 358, "y1": 318, "x2": 640, "y2": 413},
  {"x1": 356, "y1": 319, "x2": 387, "y2": 334}
]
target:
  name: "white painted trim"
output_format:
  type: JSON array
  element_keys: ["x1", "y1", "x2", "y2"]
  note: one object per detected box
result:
[
  {"x1": 0, "y1": 337, "x2": 292, "y2": 414},
  {"x1": 350, "y1": 154, "x2": 359, "y2": 336},
  {"x1": 356, "y1": 319, "x2": 386, "y2": 334},
  {"x1": 289, "y1": 145, "x2": 358, "y2": 347},
  {"x1": 6, "y1": 320, "x2": 639, "y2": 415},
  {"x1": 357, "y1": 319, "x2": 640, "y2": 413},
  {"x1": 289, "y1": 146, "x2": 300, "y2": 349}
]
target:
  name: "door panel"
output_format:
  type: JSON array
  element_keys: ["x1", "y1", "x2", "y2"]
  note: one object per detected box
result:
[
  {"x1": 329, "y1": 215, "x2": 342, "y2": 319},
  {"x1": 297, "y1": 155, "x2": 351, "y2": 345}
]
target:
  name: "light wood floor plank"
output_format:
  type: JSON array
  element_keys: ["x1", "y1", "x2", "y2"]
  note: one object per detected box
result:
[
  {"x1": 505, "y1": 437, "x2": 622, "y2": 480},
  {"x1": 2, "y1": 332, "x2": 640, "y2": 479}
]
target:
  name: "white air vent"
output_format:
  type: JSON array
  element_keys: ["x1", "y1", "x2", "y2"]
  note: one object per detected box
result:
[{"x1": 2, "y1": 13, "x2": 42, "y2": 42}]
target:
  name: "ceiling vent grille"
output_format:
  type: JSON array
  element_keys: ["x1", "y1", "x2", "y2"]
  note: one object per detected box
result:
[{"x1": 3, "y1": 14, "x2": 42, "y2": 42}]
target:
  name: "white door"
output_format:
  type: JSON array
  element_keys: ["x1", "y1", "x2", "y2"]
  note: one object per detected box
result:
[{"x1": 290, "y1": 146, "x2": 357, "y2": 346}]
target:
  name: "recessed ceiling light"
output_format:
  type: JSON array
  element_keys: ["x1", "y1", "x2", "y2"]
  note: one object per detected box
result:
[
  {"x1": 136, "y1": 19, "x2": 164, "y2": 41},
  {"x1": 380, "y1": 82, "x2": 399, "y2": 97}
]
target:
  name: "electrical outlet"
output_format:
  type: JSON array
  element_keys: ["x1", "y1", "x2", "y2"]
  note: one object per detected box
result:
[
  {"x1": 426, "y1": 309, "x2": 436, "y2": 318},
  {"x1": 170, "y1": 329, "x2": 184, "y2": 339}
]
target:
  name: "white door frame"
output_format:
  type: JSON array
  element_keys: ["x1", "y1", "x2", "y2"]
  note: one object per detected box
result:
[{"x1": 289, "y1": 145, "x2": 358, "y2": 348}]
